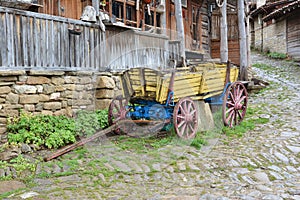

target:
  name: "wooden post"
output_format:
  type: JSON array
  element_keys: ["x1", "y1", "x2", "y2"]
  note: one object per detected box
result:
[
  {"x1": 160, "y1": 0, "x2": 166, "y2": 34},
  {"x1": 109, "y1": 0, "x2": 112, "y2": 19},
  {"x1": 174, "y1": 0, "x2": 186, "y2": 67},
  {"x1": 92, "y1": 0, "x2": 100, "y2": 16},
  {"x1": 136, "y1": 0, "x2": 140, "y2": 28},
  {"x1": 123, "y1": 0, "x2": 127, "y2": 24},
  {"x1": 238, "y1": 0, "x2": 248, "y2": 81},
  {"x1": 220, "y1": 0, "x2": 228, "y2": 63}
]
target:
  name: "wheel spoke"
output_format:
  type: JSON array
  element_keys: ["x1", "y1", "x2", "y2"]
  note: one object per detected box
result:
[
  {"x1": 178, "y1": 120, "x2": 186, "y2": 128},
  {"x1": 226, "y1": 107, "x2": 235, "y2": 114},
  {"x1": 237, "y1": 95, "x2": 246, "y2": 106},
  {"x1": 179, "y1": 123, "x2": 187, "y2": 137},
  {"x1": 179, "y1": 105, "x2": 186, "y2": 115},
  {"x1": 226, "y1": 109, "x2": 234, "y2": 123},
  {"x1": 229, "y1": 91, "x2": 235, "y2": 103},
  {"x1": 190, "y1": 109, "x2": 197, "y2": 115}
]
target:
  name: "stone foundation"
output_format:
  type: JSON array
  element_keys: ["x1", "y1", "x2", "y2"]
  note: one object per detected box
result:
[{"x1": 0, "y1": 70, "x2": 121, "y2": 135}]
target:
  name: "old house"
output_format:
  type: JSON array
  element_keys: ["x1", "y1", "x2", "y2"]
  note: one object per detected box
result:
[
  {"x1": 0, "y1": 0, "x2": 244, "y2": 135},
  {"x1": 250, "y1": 0, "x2": 300, "y2": 60}
]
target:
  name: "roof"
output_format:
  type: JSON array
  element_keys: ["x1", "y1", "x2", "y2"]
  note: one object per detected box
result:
[
  {"x1": 263, "y1": 0, "x2": 300, "y2": 21},
  {"x1": 249, "y1": 0, "x2": 294, "y2": 17}
]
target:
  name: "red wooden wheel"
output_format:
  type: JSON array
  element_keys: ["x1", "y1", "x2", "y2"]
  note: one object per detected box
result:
[
  {"x1": 222, "y1": 82, "x2": 248, "y2": 127},
  {"x1": 108, "y1": 95, "x2": 129, "y2": 134},
  {"x1": 173, "y1": 97, "x2": 198, "y2": 139}
]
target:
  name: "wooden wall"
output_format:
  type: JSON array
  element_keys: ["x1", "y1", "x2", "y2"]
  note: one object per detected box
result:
[
  {"x1": 287, "y1": 12, "x2": 300, "y2": 61},
  {"x1": 0, "y1": 7, "x2": 171, "y2": 71},
  {"x1": 211, "y1": 11, "x2": 240, "y2": 65},
  {"x1": 38, "y1": 0, "x2": 92, "y2": 19},
  {"x1": 165, "y1": 0, "x2": 209, "y2": 54}
]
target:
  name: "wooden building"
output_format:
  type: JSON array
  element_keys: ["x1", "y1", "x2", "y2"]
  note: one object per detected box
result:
[
  {"x1": 250, "y1": 0, "x2": 300, "y2": 61},
  {"x1": 0, "y1": 0, "x2": 243, "y2": 70}
]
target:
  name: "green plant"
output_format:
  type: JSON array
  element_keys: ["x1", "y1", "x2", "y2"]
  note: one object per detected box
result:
[
  {"x1": 75, "y1": 109, "x2": 108, "y2": 137},
  {"x1": 267, "y1": 52, "x2": 287, "y2": 59},
  {"x1": 7, "y1": 112, "x2": 76, "y2": 149}
]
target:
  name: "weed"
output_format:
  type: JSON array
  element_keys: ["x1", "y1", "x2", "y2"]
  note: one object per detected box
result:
[{"x1": 267, "y1": 52, "x2": 287, "y2": 60}]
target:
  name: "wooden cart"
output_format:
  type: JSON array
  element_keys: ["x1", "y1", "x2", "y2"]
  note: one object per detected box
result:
[{"x1": 108, "y1": 62, "x2": 248, "y2": 139}]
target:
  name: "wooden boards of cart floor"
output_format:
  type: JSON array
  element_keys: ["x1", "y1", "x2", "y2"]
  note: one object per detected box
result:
[{"x1": 119, "y1": 63, "x2": 239, "y2": 104}]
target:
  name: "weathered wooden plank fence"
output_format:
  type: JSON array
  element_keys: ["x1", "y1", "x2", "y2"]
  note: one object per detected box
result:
[{"x1": 0, "y1": 6, "x2": 178, "y2": 71}]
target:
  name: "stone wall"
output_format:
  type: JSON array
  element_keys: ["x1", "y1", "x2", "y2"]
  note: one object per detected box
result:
[
  {"x1": 252, "y1": 18, "x2": 287, "y2": 53},
  {"x1": 0, "y1": 70, "x2": 121, "y2": 135}
]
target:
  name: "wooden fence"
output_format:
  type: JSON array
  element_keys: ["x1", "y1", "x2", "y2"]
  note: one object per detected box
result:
[{"x1": 0, "y1": 6, "x2": 176, "y2": 71}]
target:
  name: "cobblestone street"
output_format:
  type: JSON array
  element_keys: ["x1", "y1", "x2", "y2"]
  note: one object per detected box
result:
[{"x1": 2, "y1": 52, "x2": 300, "y2": 200}]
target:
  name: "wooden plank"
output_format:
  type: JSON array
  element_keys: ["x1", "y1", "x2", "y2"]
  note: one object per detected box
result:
[
  {"x1": 13, "y1": 13, "x2": 20, "y2": 67},
  {"x1": 40, "y1": 18, "x2": 46, "y2": 67},
  {"x1": 64, "y1": 22, "x2": 70, "y2": 67},
  {"x1": 59, "y1": 22, "x2": 64, "y2": 67},
  {"x1": 50, "y1": 19, "x2": 55, "y2": 67},
  {"x1": 56, "y1": 21, "x2": 61, "y2": 67},
  {"x1": 69, "y1": 34, "x2": 75, "y2": 68},
  {"x1": 75, "y1": 30, "x2": 80, "y2": 68},
  {"x1": 6, "y1": 12, "x2": 13, "y2": 67},
  {"x1": 33, "y1": 17, "x2": 41, "y2": 67},
  {"x1": 0, "y1": 13, "x2": 6, "y2": 66},
  {"x1": 90, "y1": 28, "x2": 95, "y2": 69}
]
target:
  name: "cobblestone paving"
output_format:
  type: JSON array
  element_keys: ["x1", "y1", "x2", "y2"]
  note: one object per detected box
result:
[{"x1": 4, "y1": 53, "x2": 300, "y2": 199}]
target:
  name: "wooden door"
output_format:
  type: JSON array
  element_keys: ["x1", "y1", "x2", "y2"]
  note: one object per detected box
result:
[{"x1": 287, "y1": 12, "x2": 300, "y2": 60}]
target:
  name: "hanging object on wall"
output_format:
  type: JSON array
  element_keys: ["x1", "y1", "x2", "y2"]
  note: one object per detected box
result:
[
  {"x1": 216, "y1": 0, "x2": 224, "y2": 7},
  {"x1": 81, "y1": 6, "x2": 97, "y2": 22},
  {"x1": 156, "y1": 0, "x2": 165, "y2": 13},
  {"x1": 143, "y1": 0, "x2": 152, "y2": 4}
]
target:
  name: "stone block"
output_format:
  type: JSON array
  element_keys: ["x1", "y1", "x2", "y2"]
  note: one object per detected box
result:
[
  {"x1": 69, "y1": 99, "x2": 92, "y2": 106},
  {"x1": 27, "y1": 76, "x2": 51, "y2": 85},
  {"x1": 29, "y1": 71, "x2": 65, "y2": 76},
  {"x1": 196, "y1": 101, "x2": 214, "y2": 132},
  {"x1": 75, "y1": 85, "x2": 84, "y2": 91},
  {"x1": 0, "y1": 86, "x2": 11, "y2": 94},
  {"x1": 0, "y1": 127, "x2": 6, "y2": 134},
  {"x1": 52, "y1": 77, "x2": 65, "y2": 85},
  {"x1": 96, "y1": 76, "x2": 115, "y2": 89},
  {"x1": 95, "y1": 99, "x2": 111, "y2": 110},
  {"x1": 95, "y1": 89, "x2": 114, "y2": 99},
  {"x1": 19, "y1": 95, "x2": 40, "y2": 104},
  {"x1": 64, "y1": 76, "x2": 78, "y2": 84},
  {"x1": 39, "y1": 94, "x2": 50, "y2": 102},
  {"x1": 0, "y1": 82, "x2": 14, "y2": 86},
  {"x1": 61, "y1": 91, "x2": 73, "y2": 98},
  {"x1": 64, "y1": 84, "x2": 76, "y2": 91},
  {"x1": 35, "y1": 103, "x2": 44, "y2": 111},
  {"x1": 43, "y1": 102, "x2": 62, "y2": 110},
  {"x1": 6, "y1": 93, "x2": 19, "y2": 104},
  {"x1": 36, "y1": 85, "x2": 43, "y2": 93},
  {"x1": 43, "y1": 84, "x2": 55, "y2": 94},
  {"x1": 24, "y1": 105, "x2": 35, "y2": 112},
  {"x1": 0, "y1": 118, "x2": 7, "y2": 124},
  {"x1": 54, "y1": 109, "x2": 66, "y2": 116},
  {"x1": 50, "y1": 93, "x2": 61, "y2": 100},
  {"x1": 41, "y1": 110, "x2": 53, "y2": 115},
  {"x1": 55, "y1": 85, "x2": 65, "y2": 92},
  {"x1": 0, "y1": 76, "x2": 17, "y2": 82},
  {"x1": 79, "y1": 77, "x2": 92, "y2": 84},
  {"x1": 0, "y1": 98, "x2": 5, "y2": 103},
  {"x1": 13, "y1": 85, "x2": 37, "y2": 94},
  {"x1": 18, "y1": 75, "x2": 27, "y2": 82},
  {"x1": 0, "y1": 70, "x2": 25, "y2": 76}
]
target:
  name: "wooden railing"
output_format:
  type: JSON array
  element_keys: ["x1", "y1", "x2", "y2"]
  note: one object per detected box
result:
[
  {"x1": 0, "y1": 6, "x2": 174, "y2": 71},
  {"x1": 168, "y1": 40, "x2": 182, "y2": 64}
]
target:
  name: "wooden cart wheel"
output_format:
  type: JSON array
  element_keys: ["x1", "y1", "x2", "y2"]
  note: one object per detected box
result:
[
  {"x1": 108, "y1": 95, "x2": 129, "y2": 134},
  {"x1": 216, "y1": 0, "x2": 225, "y2": 7},
  {"x1": 222, "y1": 82, "x2": 248, "y2": 127},
  {"x1": 173, "y1": 97, "x2": 198, "y2": 139}
]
